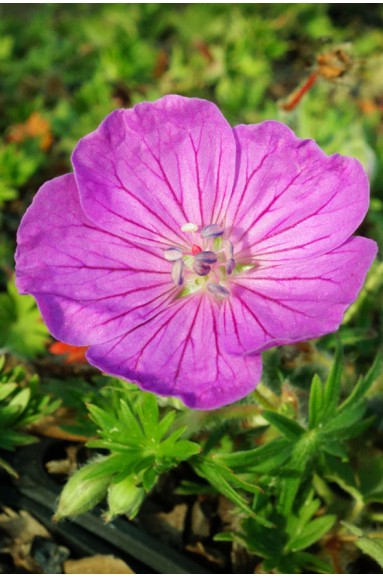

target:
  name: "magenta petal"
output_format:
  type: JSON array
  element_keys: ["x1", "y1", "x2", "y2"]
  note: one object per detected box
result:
[
  {"x1": 228, "y1": 122, "x2": 370, "y2": 260},
  {"x1": 221, "y1": 237, "x2": 378, "y2": 355},
  {"x1": 86, "y1": 295, "x2": 262, "y2": 410},
  {"x1": 72, "y1": 95, "x2": 236, "y2": 246},
  {"x1": 15, "y1": 174, "x2": 175, "y2": 345}
]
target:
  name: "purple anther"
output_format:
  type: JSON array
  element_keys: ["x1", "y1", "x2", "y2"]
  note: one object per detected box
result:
[
  {"x1": 194, "y1": 250, "x2": 217, "y2": 264},
  {"x1": 193, "y1": 262, "x2": 211, "y2": 276},
  {"x1": 207, "y1": 283, "x2": 230, "y2": 298},
  {"x1": 226, "y1": 258, "x2": 235, "y2": 275},
  {"x1": 164, "y1": 247, "x2": 183, "y2": 262},
  {"x1": 224, "y1": 240, "x2": 234, "y2": 259},
  {"x1": 171, "y1": 260, "x2": 184, "y2": 286},
  {"x1": 201, "y1": 224, "x2": 224, "y2": 239}
]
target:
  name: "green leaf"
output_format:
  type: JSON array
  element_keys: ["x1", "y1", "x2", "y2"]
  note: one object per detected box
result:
[
  {"x1": 292, "y1": 552, "x2": 333, "y2": 573},
  {"x1": 159, "y1": 439, "x2": 200, "y2": 460},
  {"x1": 340, "y1": 352, "x2": 382, "y2": 412},
  {"x1": 193, "y1": 458, "x2": 273, "y2": 528},
  {"x1": 0, "y1": 382, "x2": 18, "y2": 401},
  {"x1": 263, "y1": 411, "x2": 306, "y2": 440},
  {"x1": 320, "y1": 402, "x2": 367, "y2": 439},
  {"x1": 87, "y1": 403, "x2": 121, "y2": 435},
  {"x1": 278, "y1": 432, "x2": 319, "y2": 515},
  {"x1": 308, "y1": 374, "x2": 324, "y2": 429},
  {"x1": 156, "y1": 410, "x2": 176, "y2": 440},
  {"x1": 142, "y1": 467, "x2": 158, "y2": 492},
  {"x1": 320, "y1": 345, "x2": 343, "y2": 421},
  {"x1": 117, "y1": 399, "x2": 145, "y2": 442},
  {"x1": 215, "y1": 438, "x2": 293, "y2": 473},
  {"x1": 0, "y1": 279, "x2": 49, "y2": 358},
  {"x1": 136, "y1": 393, "x2": 159, "y2": 439},
  {"x1": 0, "y1": 430, "x2": 38, "y2": 450},
  {"x1": 9, "y1": 387, "x2": 31, "y2": 413},
  {"x1": 0, "y1": 456, "x2": 18, "y2": 478},
  {"x1": 342, "y1": 523, "x2": 383, "y2": 569},
  {"x1": 288, "y1": 514, "x2": 336, "y2": 551}
]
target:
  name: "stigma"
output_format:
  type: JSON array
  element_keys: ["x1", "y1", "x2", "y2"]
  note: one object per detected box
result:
[{"x1": 163, "y1": 223, "x2": 235, "y2": 299}]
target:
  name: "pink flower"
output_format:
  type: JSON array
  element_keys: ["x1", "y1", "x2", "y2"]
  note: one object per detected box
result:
[{"x1": 15, "y1": 96, "x2": 377, "y2": 409}]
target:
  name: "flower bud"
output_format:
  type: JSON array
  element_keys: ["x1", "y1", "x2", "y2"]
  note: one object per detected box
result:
[
  {"x1": 54, "y1": 459, "x2": 111, "y2": 520},
  {"x1": 106, "y1": 476, "x2": 145, "y2": 521}
]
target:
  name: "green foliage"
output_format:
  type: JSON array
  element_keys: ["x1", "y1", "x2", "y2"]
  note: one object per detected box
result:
[
  {"x1": 56, "y1": 382, "x2": 200, "y2": 520},
  {"x1": 343, "y1": 523, "x2": 383, "y2": 568},
  {"x1": 216, "y1": 491, "x2": 334, "y2": 573},
  {"x1": 0, "y1": 356, "x2": 59, "y2": 474},
  {"x1": 0, "y1": 277, "x2": 50, "y2": 358}
]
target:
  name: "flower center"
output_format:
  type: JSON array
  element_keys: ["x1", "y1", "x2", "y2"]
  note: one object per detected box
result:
[{"x1": 163, "y1": 223, "x2": 235, "y2": 299}]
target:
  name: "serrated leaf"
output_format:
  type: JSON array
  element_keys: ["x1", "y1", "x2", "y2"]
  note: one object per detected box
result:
[
  {"x1": 263, "y1": 410, "x2": 305, "y2": 440},
  {"x1": 87, "y1": 403, "x2": 121, "y2": 435},
  {"x1": 117, "y1": 399, "x2": 145, "y2": 442},
  {"x1": 288, "y1": 514, "x2": 336, "y2": 551},
  {"x1": 159, "y1": 439, "x2": 200, "y2": 460},
  {"x1": 215, "y1": 438, "x2": 293, "y2": 473},
  {"x1": 193, "y1": 458, "x2": 273, "y2": 528}
]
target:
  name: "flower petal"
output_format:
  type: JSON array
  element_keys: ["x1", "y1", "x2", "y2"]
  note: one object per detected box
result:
[
  {"x1": 221, "y1": 237, "x2": 377, "y2": 355},
  {"x1": 15, "y1": 174, "x2": 175, "y2": 345},
  {"x1": 227, "y1": 122, "x2": 370, "y2": 260},
  {"x1": 72, "y1": 95, "x2": 236, "y2": 247},
  {"x1": 86, "y1": 295, "x2": 262, "y2": 410}
]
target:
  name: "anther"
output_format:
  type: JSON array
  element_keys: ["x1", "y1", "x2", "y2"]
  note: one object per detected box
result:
[
  {"x1": 224, "y1": 240, "x2": 234, "y2": 259},
  {"x1": 201, "y1": 224, "x2": 224, "y2": 239},
  {"x1": 207, "y1": 283, "x2": 230, "y2": 298},
  {"x1": 193, "y1": 262, "x2": 211, "y2": 276},
  {"x1": 171, "y1": 260, "x2": 184, "y2": 286},
  {"x1": 181, "y1": 222, "x2": 199, "y2": 233},
  {"x1": 164, "y1": 247, "x2": 183, "y2": 262},
  {"x1": 226, "y1": 258, "x2": 235, "y2": 275},
  {"x1": 194, "y1": 250, "x2": 217, "y2": 264}
]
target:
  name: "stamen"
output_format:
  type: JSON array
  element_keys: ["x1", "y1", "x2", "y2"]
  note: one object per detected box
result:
[
  {"x1": 201, "y1": 224, "x2": 224, "y2": 239},
  {"x1": 226, "y1": 258, "x2": 235, "y2": 275},
  {"x1": 171, "y1": 260, "x2": 184, "y2": 286},
  {"x1": 164, "y1": 247, "x2": 183, "y2": 262},
  {"x1": 193, "y1": 262, "x2": 211, "y2": 276},
  {"x1": 224, "y1": 240, "x2": 234, "y2": 259},
  {"x1": 194, "y1": 250, "x2": 217, "y2": 265},
  {"x1": 207, "y1": 283, "x2": 230, "y2": 298},
  {"x1": 181, "y1": 222, "x2": 199, "y2": 233},
  {"x1": 192, "y1": 244, "x2": 202, "y2": 255}
]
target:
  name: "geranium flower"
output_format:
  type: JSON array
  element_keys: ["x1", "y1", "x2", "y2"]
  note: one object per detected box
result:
[{"x1": 15, "y1": 96, "x2": 377, "y2": 409}]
